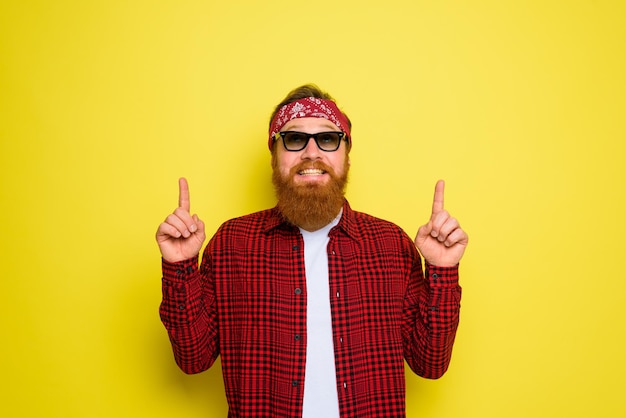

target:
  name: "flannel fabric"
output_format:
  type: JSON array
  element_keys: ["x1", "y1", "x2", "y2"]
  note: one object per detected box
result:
[{"x1": 160, "y1": 201, "x2": 461, "y2": 418}]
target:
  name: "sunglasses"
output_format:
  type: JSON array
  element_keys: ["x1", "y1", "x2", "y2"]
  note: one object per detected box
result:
[{"x1": 274, "y1": 131, "x2": 349, "y2": 152}]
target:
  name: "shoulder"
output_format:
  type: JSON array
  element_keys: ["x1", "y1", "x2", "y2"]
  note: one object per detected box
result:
[
  {"x1": 341, "y1": 205, "x2": 420, "y2": 262},
  {"x1": 343, "y1": 205, "x2": 413, "y2": 246},
  {"x1": 349, "y1": 208, "x2": 398, "y2": 227},
  {"x1": 205, "y1": 208, "x2": 299, "y2": 259},
  {"x1": 215, "y1": 207, "x2": 279, "y2": 236}
]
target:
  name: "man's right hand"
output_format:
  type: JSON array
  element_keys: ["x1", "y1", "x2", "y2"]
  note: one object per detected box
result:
[{"x1": 156, "y1": 177, "x2": 206, "y2": 263}]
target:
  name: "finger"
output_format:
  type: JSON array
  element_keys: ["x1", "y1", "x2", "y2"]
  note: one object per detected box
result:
[
  {"x1": 178, "y1": 177, "x2": 191, "y2": 212},
  {"x1": 431, "y1": 180, "x2": 445, "y2": 215},
  {"x1": 156, "y1": 222, "x2": 182, "y2": 240},
  {"x1": 429, "y1": 209, "x2": 450, "y2": 238},
  {"x1": 192, "y1": 214, "x2": 206, "y2": 237},
  {"x1": 166, "y1": 212, "x2": 192, "y2": 238},
  {"x1": 173, "y1": 207, "x2": 199, "y2": 236},
  {"x1": 415, "y1": 221, "x2": 433, "y2": 242},
  {"x1": 443, "y1": 228, "x2": 468, "y2": 248},
  {"x1": 435, "y1": 216, "x2": 460, "y2": 243},
  {"x1": 192, "y1": 214, "x2": 204, "y2": 230}
]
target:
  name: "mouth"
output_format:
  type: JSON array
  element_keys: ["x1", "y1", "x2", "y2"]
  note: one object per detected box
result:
[{"x1": 298, "y1": 168, "x2": 326, "y2": 176}]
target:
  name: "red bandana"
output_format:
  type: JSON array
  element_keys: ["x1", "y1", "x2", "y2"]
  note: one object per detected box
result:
[{"x1": 268, "y1": 97, "x2": 350, "y2": 150}]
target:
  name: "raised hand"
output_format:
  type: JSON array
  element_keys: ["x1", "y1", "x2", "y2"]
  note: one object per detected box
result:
[
  {"x1": 414, "y1": 180, "x2": 468, "y2": 267},
  {"x1": 156, "y1": 177, "x2": 206, "y2": 263}
]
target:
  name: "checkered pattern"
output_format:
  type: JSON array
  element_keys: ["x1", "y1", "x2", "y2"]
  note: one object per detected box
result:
[{"x1": 160, "y1": 201, "x2": 461, "y2": 417}]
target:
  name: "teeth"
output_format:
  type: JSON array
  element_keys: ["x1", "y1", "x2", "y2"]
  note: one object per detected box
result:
[{"x1": 299, "y1": 169, "x2": 324, "y2": 175}]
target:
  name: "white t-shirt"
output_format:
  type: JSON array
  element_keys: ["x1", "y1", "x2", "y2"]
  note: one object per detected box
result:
[{"x1": 300, "y1": 212, "x2": 341, "y2": 418}]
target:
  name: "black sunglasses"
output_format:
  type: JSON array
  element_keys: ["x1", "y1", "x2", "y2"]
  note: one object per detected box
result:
[{"x1": 274, "y1": 131, "x2": 349, "y2": 152}]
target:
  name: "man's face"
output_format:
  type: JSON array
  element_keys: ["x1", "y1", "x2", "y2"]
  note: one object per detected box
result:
[
  {"x1": 271, "y1": 117, "x2": 350, "y2": 231},
  {"x1": 273, "y1": 117, "x2": 349, "y2": 185}
]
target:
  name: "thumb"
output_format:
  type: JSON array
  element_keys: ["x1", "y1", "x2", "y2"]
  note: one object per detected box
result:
[
  {"x1": 415, "y1": 221, "x2": 433, "y2": 243},
  {"x1": 192, "y1": 214, "x2": 206, "y2": 237}
]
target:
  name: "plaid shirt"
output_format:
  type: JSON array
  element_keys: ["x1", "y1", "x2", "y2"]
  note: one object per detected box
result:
[{"x1": 160, "y1": 201, "x2": 461, "y2": 417}]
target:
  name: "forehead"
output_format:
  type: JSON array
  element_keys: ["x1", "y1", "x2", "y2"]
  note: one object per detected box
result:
[{"x1": 281, "y1": 117, "x2": 340, "y2": 132}]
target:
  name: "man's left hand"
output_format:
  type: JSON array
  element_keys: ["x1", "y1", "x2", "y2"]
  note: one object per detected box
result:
[{"x1": 414, "y1": 180, "x2": 468, "y2": 267}]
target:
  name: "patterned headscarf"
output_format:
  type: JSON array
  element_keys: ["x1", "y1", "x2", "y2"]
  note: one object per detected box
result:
[{"x1": 268, "y1": 97, "x2": 351, "y2": 150}]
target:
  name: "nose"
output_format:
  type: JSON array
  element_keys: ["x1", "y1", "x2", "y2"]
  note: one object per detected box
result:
[{"x1": 300, "y1": 135, "x2": 322, "y2": 159}]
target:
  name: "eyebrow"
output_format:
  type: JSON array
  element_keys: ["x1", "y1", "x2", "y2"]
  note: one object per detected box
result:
[{"x1": 284, "y1": 122, "x2": 340, "y2": 131}]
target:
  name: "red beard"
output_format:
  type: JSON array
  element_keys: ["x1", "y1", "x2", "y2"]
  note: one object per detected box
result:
[{"x1": 272, "y1": 159, "x2": 349, "y2": 231}]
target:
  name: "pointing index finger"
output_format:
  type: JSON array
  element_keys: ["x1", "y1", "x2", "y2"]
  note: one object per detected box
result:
[
  {"x1": 178, "y1": 177, "x2": 190, "y2": 212},
  {"x1": 432, "y1": 179, "x2": 445, "y2": 214}
]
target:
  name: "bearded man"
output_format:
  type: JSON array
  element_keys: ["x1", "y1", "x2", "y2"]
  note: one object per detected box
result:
[{"x1": 156, "y1": 84, "x2": 468, "y2": 418}]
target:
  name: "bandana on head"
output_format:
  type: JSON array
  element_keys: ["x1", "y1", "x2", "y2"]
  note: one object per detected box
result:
[{"x1": 268, "y1": 97, "x2": 351, "y2": 150}]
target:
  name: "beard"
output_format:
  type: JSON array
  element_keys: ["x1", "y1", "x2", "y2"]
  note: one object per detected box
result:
[{"x1": 272, "y1": 158, "x2": 349, "y2": 232}]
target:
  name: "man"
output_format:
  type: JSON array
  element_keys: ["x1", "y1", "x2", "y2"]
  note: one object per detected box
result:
[{"x1": 157, "y1": 84, "x2": 468, "y2": 417}]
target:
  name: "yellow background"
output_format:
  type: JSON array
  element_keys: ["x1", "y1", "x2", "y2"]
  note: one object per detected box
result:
[{"x1": 1, "y1": 1, "x2": 624, "y2": 417}]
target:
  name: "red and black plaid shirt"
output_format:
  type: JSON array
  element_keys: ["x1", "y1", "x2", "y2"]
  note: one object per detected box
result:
[{"x1": 160, "y1": 201, "x2": 461, "y2": 417}]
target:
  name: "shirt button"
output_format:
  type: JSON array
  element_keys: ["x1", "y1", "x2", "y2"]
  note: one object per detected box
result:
[
  {"x1": 294, "y1": 288, "x2": 302, "y2": 295},
  {"x1": 292, "y1": 245, "x2": 299, "y2": 250},
  {"x1": 432, "y1": 273, "x2": 439, "y2": 280},
  {"x1": 292, "y1": 380, "x2": 298, "y2": 387},
  {"x1": 294, "y1": 334, "x2": 301, "y2": 341},
  {"x1": 178, "y1": 305, "x2": 185, "y2": 310}
]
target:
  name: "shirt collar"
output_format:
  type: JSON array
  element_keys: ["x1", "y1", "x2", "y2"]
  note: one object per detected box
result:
[
  {"x1": 333, "y1": 200, "x2": 360, "y2": 241},
  {"x1": 262, "y1": 200, "x2": 359, "y2": 240}
]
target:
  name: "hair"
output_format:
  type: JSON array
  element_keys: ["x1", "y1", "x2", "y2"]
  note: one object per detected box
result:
[{"x1": 269, "y1": 84, "x2": 352, "y2": 131}]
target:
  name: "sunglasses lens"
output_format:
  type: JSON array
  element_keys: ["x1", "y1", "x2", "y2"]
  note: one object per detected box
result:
[
  {"x1": 282, "y1": 132, "x2": 308, "y2": 150},
  {"x1": 316, "y1": 133, "x2": 341, "y2": 151}
]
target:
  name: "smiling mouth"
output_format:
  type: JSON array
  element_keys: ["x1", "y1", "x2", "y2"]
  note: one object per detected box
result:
[{"x1": 298, "y1": 168, "x2": 326, "y2": 176}]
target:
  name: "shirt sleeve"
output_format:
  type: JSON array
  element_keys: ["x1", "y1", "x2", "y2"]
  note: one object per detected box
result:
[
  {"x1": 159, "y1": 248, "x2": 219, "y2": 374},
  {"x1": 402, "y1": 240, "x2": 462, "y2": 379}
]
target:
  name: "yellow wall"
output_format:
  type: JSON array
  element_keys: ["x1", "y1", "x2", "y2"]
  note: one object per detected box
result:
[{"x1": 1, "y1": 1, "x2": 624, "y2": 417}]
